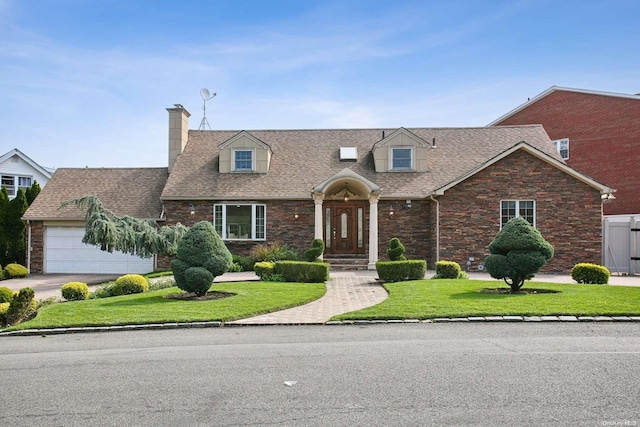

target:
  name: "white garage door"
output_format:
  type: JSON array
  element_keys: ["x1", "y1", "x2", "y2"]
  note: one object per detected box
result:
[{"x1": 44, "y1": 227, "x2": 154, "y2": 274}]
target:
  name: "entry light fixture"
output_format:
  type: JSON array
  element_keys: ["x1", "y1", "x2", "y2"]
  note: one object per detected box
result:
[
  {"x1": 189, "y1": 204, "x2": 196, "y2": 215},
  {"x1": 389, "y1": 206, "x2": 395, "y2": 217}
]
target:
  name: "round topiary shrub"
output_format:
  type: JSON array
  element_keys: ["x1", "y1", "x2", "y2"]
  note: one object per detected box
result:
[
  {"x1": 4, "y1": 263, "x2": 28, "y2": 279},
  {"x1": 386, "y1": 238, "x2": 407, "y2": 261},
  {"x1": 571, "y1": 263, "x2": 610, "y2": 284},
  {"x1": 171, "y1": 221, "x2": 232, "y2": 297},
  {"x1": 61, "y1": 282, "x2": 90, "y2": 301},
  {"x1": 111, "y1": 274, "x2": 149, "y2": 296},
  {"x1": 182, "y1": 267, "x2": 214, "y2": 296},
  {"x1": 435, "y1": 260, "x2": 463, "y2": 279},
  {"x1": 0, "y1": 286, "x2": 13, "y2": 303}
]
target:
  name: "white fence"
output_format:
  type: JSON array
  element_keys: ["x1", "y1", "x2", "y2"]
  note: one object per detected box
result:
[{"x1": 603, "y1": 215, "x2": 640, "y2": 275}]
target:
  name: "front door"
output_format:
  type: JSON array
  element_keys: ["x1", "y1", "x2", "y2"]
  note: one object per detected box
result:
[{"x1": 324, "y1": 202, "x2": 365, "y2": 254}]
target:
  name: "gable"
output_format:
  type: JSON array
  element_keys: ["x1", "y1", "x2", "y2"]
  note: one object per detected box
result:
[
  {"x1": 218, "y1": 131, "x2": 272, "y2": 173},
  {"x1": 433, "y1": 142, "x2": 614, "y2": 197},
  {"x1": 371, "y1": 128, "x2": 432, "y2": 172}
]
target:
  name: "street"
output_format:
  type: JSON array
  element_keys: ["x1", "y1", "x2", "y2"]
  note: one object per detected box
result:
[{"x1": 1, "y1": 323, "x2": 639, "y2": 426}]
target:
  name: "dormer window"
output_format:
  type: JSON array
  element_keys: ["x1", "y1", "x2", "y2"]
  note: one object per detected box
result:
[
  {"x1": 391, "y1": 148, "x2": 413, "y2": 170},
  {"x1": 233, "y1": 149, "x2": 254, "y2": 171}
]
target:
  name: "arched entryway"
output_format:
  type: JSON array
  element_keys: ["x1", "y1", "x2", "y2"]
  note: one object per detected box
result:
[{"x1": 312, "y1": 168, "x2": 381, "y2": 269}]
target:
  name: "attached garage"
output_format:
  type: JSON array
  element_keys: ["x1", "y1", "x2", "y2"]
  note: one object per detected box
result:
[{"x1": 44, "y1": 227, "x2": 154, "y2": 274}]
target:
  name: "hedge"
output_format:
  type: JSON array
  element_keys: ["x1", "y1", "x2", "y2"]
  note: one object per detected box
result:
[
  {"x1": 274, "y1": 261, "x2": 329, "y2": 283},
  {"x1": 571, "y1": 263, "x2": 610, "y2": 284},
  {"x1": 376, "y1": 260, "x2": 427, "y2": 282}
]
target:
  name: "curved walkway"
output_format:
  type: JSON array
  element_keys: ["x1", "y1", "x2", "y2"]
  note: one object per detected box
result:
[{"x1": 228, "y1": 272, "x2": 388, "y2": 325}]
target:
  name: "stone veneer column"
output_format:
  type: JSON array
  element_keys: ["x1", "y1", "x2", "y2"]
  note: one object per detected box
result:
[{"x1": 368, "y1": 194, "x2": 379, "y2": 269}]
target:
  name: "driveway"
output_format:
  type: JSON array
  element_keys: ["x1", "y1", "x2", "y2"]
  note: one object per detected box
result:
[{"x1": 1, "y1": 274, "x2": 121, "y2": 300}]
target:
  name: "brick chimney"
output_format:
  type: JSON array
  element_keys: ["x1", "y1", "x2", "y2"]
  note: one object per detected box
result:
[{"x1": 167, "y1": 104, "x2": 191, "y2": 172}]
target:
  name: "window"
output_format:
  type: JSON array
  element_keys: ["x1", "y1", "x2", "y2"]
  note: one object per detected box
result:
[
  {"x1": 1, "y1": 175, "x2": 15, "y2": 196},
  {"x1": 214, "y1": 203, "x2": 266, "y2": 240},
  {"x1": 1, "y1": 175, "x2": 33, "y2": 198},
  {"x1": 233, "y1": 150, "x2": 254, "y2": 171},
  {"x1": 391, "y1": 148, "x2": 412, "y2": 170},
  {"x1": 501, "y1": 200, "x2": 535, "y2": 228},
  {"x1": 18, "y1": 176, "x2": 32, "y2": 192},
  {"x1": 553, "y1": 138, "x2": 569, "y2": 160}
]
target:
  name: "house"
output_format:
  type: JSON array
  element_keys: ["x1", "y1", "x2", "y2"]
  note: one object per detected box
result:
[
  {"x1": 488, "y1": 86, "x2": 640, "y2": 216},
  {"x1": 23, "y1": 105, "x2": 614, "y2": 275},
  {"x1": 489, "y1": 86, "x2": 640, "y2": 274},
  {"x1": 0, "y1": 148, "x2": 54, "y2": 199}
]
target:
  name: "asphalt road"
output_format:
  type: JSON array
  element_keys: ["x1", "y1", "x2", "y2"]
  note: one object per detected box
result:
[{"x1": 1, "y1": 323, "x2": 639, "y2": 426}]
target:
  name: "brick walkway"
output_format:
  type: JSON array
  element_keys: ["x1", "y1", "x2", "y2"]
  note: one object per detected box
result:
[{"x1": 228, "y1": 271, "x2": 388, "y2": 325}]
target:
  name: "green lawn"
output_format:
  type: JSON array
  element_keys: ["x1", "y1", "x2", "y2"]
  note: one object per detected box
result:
[
  {"x1": 331, "y1": 279, "x2": 640, "y2": 321},
  {"x1": 5, "y1": 282, "x2": 326, "y2": 331}
]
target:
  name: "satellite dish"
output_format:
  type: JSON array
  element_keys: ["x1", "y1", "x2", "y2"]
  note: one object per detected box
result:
[
  {"x1": 198, "y1": 88, "x2": 216, "y2": 130},
  {"x1": 200, "y1": 88, "x2": 216, "y2": 100}
]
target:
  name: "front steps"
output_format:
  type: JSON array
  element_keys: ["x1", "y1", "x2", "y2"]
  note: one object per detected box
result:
[{"x1": 323, "y1": 255, "x2": 369, "y2": 271}]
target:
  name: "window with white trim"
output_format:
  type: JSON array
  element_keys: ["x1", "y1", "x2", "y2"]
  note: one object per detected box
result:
[
  {"x1": 501, "y1": 200, "x2": 535, "y2": 228},
  {"x1": 553, "y1": 138, "x2": 569, "y2": 160},
  {"x1": 391, "y1": 147, "x2": 412, "y2": 170},
  {"x1": 1, "y1": 175, "x2": 32, "y2": 198},
  {"x1": 214, "y1": 203, "x2": 266, "y2": 240},
  {"x1": 233, "y1": 149, "x2": 254, "y2": 171}
]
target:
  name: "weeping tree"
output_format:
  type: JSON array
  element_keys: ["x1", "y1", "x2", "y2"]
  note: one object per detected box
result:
[
  {"x1": 484, "y1": 217, "x2": 554, "y2": 292},
  {"x1": 61, "y1": 196, "x2": 188, "y2": 258}
]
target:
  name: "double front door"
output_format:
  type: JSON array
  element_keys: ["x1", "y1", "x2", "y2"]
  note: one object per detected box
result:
[{"x1": 324, "y1": 202, "x2": 365, "y2": 255}]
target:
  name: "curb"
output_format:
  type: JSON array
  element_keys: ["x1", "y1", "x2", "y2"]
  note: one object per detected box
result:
[{"x1": 2, "y1": 315, "x2": 640, "y2": 336}]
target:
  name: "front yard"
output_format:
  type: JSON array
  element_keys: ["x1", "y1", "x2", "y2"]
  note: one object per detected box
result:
[{"x1": 332, "y1": 279, "x2": 640, "y2": 321}]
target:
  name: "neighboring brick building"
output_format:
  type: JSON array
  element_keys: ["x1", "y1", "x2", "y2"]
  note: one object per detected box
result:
[
  {"x1": 23, "y1": 105, "x2": 614, "y2": 274},
  {"x1": 489, "y1": 86, "x2": 640, "y2": 216}
]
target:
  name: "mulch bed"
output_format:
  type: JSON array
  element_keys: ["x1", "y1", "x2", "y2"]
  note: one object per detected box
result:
[
  {"x1": 164, "y1": 291, "x2": 235, "y2": 301},
  {"x1": 479, "y1": 288, "x2": 560, "y2": 295}
]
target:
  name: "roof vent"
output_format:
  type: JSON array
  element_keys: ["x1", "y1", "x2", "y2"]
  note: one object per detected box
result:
[{"x1": 339, "y1": 147, "x2": 357, "y2": 162}]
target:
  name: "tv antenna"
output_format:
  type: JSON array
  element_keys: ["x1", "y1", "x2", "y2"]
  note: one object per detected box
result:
[{"x1": 198, "y1": 88, "x2": 216, "y2": 130}]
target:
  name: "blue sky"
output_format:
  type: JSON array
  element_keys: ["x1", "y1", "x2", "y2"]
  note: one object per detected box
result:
[{"x1": 1, "y1": 0, "x2": 638, "y2": 168}]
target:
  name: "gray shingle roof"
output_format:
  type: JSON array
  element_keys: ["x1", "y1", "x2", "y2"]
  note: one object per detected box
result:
[
  {"x1": 23, "y1": 168, "x2": 168, "y2": 220},
  {"x1": 161, "y1": 125, "x2": 560, "y2": 200}
]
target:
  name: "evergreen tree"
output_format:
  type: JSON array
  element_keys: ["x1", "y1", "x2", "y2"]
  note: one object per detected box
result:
[
  {"x1": 61, "y1": 196, "x2": 188, "y2": 257},
  {"x1": 6, "y1": 188, "x2": 28, "y2": 265},
  {"x1": 0, "y1": 187, "x2": 8, "y2": 265},
  {"x1": 25, "y1": 180, "x2": 41, "y2": 205}
]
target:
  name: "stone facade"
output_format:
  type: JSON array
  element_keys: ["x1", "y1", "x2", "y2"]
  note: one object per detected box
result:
[
  {"x1": 437, "y1": 150, "x2": 602, "y2": 273},
  {"x1": 26, "y1": 221, "x2": 44, "y2": 274}
]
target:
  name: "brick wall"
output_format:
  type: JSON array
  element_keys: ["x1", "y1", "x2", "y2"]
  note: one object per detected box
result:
[
  {"x1": 494, "y1": 90, "x2": 640, "y2": 215},
  {"x1": 377, "y1": 199, "x2": 432, "y2": 265},
  {"x1": 438, "y1": 150, "x2": 603, "y2": 273},
  {"x1": 162, "y1": 199, "x2": 316, "y2": 265}
]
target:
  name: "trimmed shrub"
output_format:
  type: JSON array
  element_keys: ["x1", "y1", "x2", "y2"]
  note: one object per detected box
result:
[
  {"x1": 304, "y1": 239, "x2": 325, "y2": 262},
  {"x1": 4, "y1": 263, "x2": 28, "y2": 279},
  {"x1": 571, "y1": 263, "x2": 610, "y2": 284},
  {"x1": 171, "y1": 221, "x2": 232, "y2": 297},
  {"x1": 376, "y1": 260, "x2": 426, "y2": 282},
  {"x1": 250, "y1": 241, "x2": 299, "y2": 262},
  {"x1": 0, "y1": 286, "x2": 13, "y2": 303},
  {"x1": 0, "y1": 302, "x2": 9, "y2": 326},
  {"x1": 254, "y1": 261, "x2": 276, "y2": 280},
  {"x1": 484, "y1": 217, "x2": 554, "y2": 292},
  {"x1": 5, "y1": 287, "x2": 35, "y2": 325},
  {"x1": 435, "y1": 260, "x2": 463, "y2": 279},
  {"x1": 61, "y1": 282, "x2": 89, "y2": 301},
  {"x1": 239, "y1": 256, "x2": 255, "y2": 272},
  {"x1": 111, "y1": 274, "x2": 149, "y2": 296},
  {"x1": 386, "y1": 238, "x2": 407, "y2": 261},
  {"x1": 274, "y1": 261, "x2": 330, "y2": 283}
]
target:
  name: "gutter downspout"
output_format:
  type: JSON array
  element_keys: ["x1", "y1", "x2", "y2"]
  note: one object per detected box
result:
[
  {"x1": 26, "y1": 220, "x2": 31, "y2": 274},
  {"x1": 429, "y1": 195, "x2": 440, "y2": 263}
]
